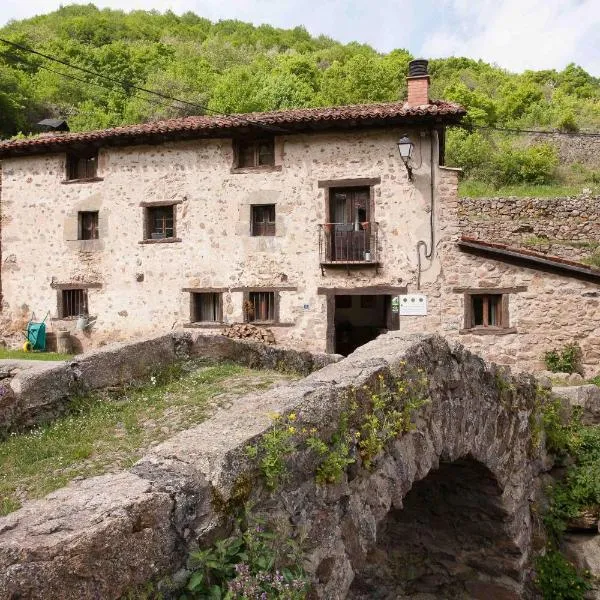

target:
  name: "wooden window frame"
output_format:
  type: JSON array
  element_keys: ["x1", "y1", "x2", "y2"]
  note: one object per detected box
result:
[
  {"x1": 57, "y1": 288, "x2": 88, "y2": 319},
  {"x1": 144, "y1": 204, "x2": 176, "y2": 241},
  {"x1": 66, "y1": 150, "x2": 98, "y2": 181},
  {"x1": 251, "y1": 204, "x2": 276, "y2": 237},
  {"x1": 190, "y1": 292, "x2": 223, "y2": 324},
  {"x1": 243, "y1": 290, "x2": 279, "y2": 324},
  {"x1": 462, "y1": 292, "x2": 515, "y2": 334},
  {"x1": 78, "y1": 211, "x2": 99, "y2": 240},
  {"x1": 233, "y1": 138, "x2": 275, "y2": 169}
]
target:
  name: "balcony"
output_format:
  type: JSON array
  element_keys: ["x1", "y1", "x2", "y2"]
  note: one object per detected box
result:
[{"x1": 318, "y1": 222, "x2": 380, "y2": 273}]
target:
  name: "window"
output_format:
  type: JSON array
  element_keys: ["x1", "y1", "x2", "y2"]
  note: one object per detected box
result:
[
  {"x1": 251, "y1": 205, "x2": 276, "y2": 236},
  {"x1": 236, "y1": 139, "x2": 275, "y2": 168},
  {"x1": 67, "y1": 150, "x2": 98, "y2": 180},
  {"x1": 78, "y1": 211, "x2": 99, "y2": 240},
  {"x1": 60, "y1": 289, "x2": 88, "y2": 318},
  {"x1": 191, "y1": 292, "x2": 222, "y2": 323},
  {"x1": 145, "y1": 205, "x2": 175, "y2": 240},
  {"x1": 468, "y1": 294, "x2": 504, "y2": 329},
  {"x1": 246, "y1": 291, "x2": 276, "y2": 322}
]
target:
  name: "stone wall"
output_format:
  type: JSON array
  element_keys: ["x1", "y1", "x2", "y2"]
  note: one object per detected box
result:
[
  {"x1": 459, "y1": 194, "x2": 600, "y2": 260},
  {"x1": 400, "y1": 240, "x2": 600, "y2": 377},
  {"x1": 0, "y1": 334, "x2": 546, "y2": 599},
  {"x1": 0, "y1": 128, "x2": 441, "y2": 354},
  {"x1": 0, "y1": 331, "x2": 339, "y2": 435},
  {"x1": 524, "y1": 131, "x2": 600, "y2": 168}
]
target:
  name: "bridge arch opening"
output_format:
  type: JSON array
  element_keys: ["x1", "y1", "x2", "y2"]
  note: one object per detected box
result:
[{"x1": 348, "y1": 457, "x2": 524, "y2": 600}]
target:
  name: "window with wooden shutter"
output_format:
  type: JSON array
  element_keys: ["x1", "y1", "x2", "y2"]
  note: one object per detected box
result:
[
  {"x1": 236, "y1": 139, "x2": 275, "y2": 168},
  {"x1": 145, "y1": 205, "x2": 175, "y2": 240},
  {"x1": 60, "y1": 289, "x2": 88, "y2": 318},
  {"x1": 66, "y1": 151, "x2": 98, "y2": 180},
  {"x1": 78, "y1": 211, "x2": 99, "y2": 240},
  {"x1": 246, "y1": 291, "x2": 277, "y2": 322},
  {"x1": 191, "y1": 293, "x2": 222, "y2": 323},
  {"x1": 251, "y1": 204, "x2": 276, "y2": 236},
  {"x1": 466, "y1": 294, "x2": 506, "y2": 329}
]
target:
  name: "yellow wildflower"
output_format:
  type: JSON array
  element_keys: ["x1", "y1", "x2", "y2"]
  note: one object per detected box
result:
[{"x1": 288, "y1": 412, "x2": 297, "y2": 422}]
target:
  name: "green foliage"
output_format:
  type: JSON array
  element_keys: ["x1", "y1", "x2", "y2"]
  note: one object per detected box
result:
[
  {"x1": 535, "y1": 550, "x2": 590, "y2": 599},
  {"x1": 184, "y1": 510, "x2": 307, "y2": 599},
  {"x1": 245, "y1": 413, "x2": 298, "y2": 489},
  {"x1": 0, "y1": 4, "x2": 598, "y2": 141},
  {"x1": 543, "y1": 343, "x2": 583, "y2": 375},
  {"x1": 306, "y1": 411, "x2": 355, "y2": 485}
]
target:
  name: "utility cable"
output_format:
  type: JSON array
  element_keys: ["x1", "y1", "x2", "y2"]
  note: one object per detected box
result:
[
  {"x1": 0, "y1": 37, "x2": 290, "y2": 132},
  {"x1": 470, "y1": 125, "x2": 600, "y2": 138}
]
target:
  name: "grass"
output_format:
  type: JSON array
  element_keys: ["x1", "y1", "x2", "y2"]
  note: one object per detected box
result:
[
  {"x1": 0, "y1": 360, "x2": 292, "y2": 515},
  {"x1": 459, "y1": 180, "x2": 600, "y2": 198},
  {"x1": 0, "y1": 349, "x2": 73, "y2": 361}
]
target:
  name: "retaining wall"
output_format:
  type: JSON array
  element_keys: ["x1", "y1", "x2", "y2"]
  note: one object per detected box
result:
[{"x1": 0, "y1": 331, "x2": 339, "y2": 435}]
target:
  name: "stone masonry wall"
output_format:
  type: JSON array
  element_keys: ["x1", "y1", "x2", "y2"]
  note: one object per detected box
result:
[
  {"x1": 400, "y1": 240, "x2": 600, "y2": 376},
  {"x1": 525, "y1": 132, "x2": 600, "y2": 168},
  {"x1": 0, "y1": 334, "x2": 545, "y2": 599},
  {"x1": 0, "y1": 128, "x2": 440, "y2": 354},
  {"x1": 459, "y1": 194, "x2": 600, "y2": 260}
]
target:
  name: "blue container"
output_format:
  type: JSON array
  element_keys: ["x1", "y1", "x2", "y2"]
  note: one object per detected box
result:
[{"x1": 27, "y1": 322, "x2": 46, "y2": 351}]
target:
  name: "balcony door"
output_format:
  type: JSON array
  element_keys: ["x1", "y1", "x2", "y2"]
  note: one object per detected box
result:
[{"x1": 329, "y1": 187, "x2": 370, "y2": 261}]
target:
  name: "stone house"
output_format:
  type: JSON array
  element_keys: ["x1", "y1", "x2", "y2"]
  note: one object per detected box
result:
[{"x1": 0, "y1": 61, "x2": 599, "y2": 375}]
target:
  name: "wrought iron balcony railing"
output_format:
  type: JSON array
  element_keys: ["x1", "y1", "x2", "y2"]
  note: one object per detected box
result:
[{"x1": 318, "y1": 222, "x2": 379, "y2": 268}]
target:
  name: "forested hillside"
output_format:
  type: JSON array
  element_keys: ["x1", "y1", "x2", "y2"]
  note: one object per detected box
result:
[{"x1": 1, "y1": 4, "x2": 599, "y2": 192}]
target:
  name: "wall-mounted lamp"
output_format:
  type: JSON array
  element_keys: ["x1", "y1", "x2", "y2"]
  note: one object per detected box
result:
[{"x1": 397, "y1": 135, "x2": 414, "y2": 180}]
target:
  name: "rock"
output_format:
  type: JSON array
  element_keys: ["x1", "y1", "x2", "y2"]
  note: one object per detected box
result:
[
  {"x1": 568, "y1": 373, "x2": 585, "y2": 385},
  {"x1": 562, "y1": 533, "x2": 600, "y2": 599},
  {"x1": 566, "y1": 507, "x2": 600, "y2": 531},
  {"x1": 553, "y1": 385, "x2": 600, "y2": 425}
]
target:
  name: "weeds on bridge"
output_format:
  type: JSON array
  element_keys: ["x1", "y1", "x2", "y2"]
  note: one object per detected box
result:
[
  {"x1": 246, "y1": 368, "x2": 430, "y2": 489},
  {"x1": 183, "y1": 506, "x2": 308, "y2": 599}
]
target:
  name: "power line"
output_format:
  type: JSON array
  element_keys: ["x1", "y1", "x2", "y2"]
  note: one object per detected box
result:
[
  {"x1": 0, "y1": 36, "x2": 288, "y2": 133},
  {"x1": 16, "y1": 58, "x2": 190, "y2": 115},
  {"x1": 0, "y1": 36, "x2": 210, "y2": 114},
  {"x1": 471, "y1": 125, "x2": 600, "y2": 138}
]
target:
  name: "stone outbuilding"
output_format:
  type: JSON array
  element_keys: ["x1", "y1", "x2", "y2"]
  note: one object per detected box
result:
[{"x1": 0, "y1": 60, "x2": 599, "y2": 374}]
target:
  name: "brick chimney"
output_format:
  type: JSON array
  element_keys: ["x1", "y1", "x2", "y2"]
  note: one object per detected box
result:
[{"x1": 406, "y1": 59, "x2": 430, "y2": 106}]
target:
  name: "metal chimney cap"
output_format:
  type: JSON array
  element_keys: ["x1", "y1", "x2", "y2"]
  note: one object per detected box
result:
[{"x1": 408, "y1": 59, "x2": 429, "y2": 77}]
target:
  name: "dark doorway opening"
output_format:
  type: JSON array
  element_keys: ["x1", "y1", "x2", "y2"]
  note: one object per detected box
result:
[
  {"x1": 348, "y1": 458, "x2": 524, "y2": 599},
  {"x1": 333, "y1": 294, "x2": 392, "y2": 356}
]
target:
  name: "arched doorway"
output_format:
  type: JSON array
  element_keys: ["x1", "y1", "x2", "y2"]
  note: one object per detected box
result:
[{"x1": 348, "y1": 457, "x2": 525, "y2": 599}]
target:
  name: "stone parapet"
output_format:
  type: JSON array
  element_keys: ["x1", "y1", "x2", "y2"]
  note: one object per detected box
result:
[{"x1": 0, "y1": 331, "x2": 339, "y2": 435}]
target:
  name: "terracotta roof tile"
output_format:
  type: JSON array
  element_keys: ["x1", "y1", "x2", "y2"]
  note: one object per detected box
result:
[{"x1": 0, "y1": 100, "x2": 465, "y2": 157}]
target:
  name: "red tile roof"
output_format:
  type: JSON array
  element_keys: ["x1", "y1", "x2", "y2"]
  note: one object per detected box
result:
[
  {"x1": 459, "y1": 237, "x2": 600, "y2": 282},
  {"x1": 0, "y1": 100, "x2": 465, "y2": 157}
]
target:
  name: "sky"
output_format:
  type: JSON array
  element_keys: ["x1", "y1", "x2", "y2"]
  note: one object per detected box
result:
[{"x1": 1, "y1": 0, "x2": 599, "y2": 75}]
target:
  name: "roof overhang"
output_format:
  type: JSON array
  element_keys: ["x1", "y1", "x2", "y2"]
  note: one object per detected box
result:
[
  {"x1": 0, "y1": 100, "x2": 465, "y2": 158},
  {"x1": 458, "y1": 238, "x2": 600, "y2": 284}
]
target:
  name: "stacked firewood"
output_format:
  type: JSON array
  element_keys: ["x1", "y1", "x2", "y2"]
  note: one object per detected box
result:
[{"x1": 223, "y1": 323, "x2": 276, "y2": 345}]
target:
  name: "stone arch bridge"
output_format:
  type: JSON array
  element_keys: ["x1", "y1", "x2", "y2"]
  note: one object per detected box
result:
[{"x1": 0, "y1": 333, "x2": 544, "y2": 599}]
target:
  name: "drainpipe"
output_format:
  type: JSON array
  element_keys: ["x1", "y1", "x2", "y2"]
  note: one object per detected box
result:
[{"x1": 416, "y1": 129, "x2": 436, "y2": 290}]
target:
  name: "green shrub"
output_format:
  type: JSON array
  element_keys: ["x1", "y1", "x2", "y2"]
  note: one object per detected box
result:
[
  {"x1": 535, "y1": 550, "x2": 590, "y2": 599},
  {"x1": 543, "y1": 343, "x2": 583, "y2": 374},
  {"x1": 184, "y1": 511, "x2": 307, "y2": 599},
  {"x1": 492, "y1": 142, "x2": 559, "y2": 186}
]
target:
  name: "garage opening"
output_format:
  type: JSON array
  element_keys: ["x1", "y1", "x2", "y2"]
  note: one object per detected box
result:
[
  {"x1": 332, "y1": 294, "x2": 393, "y2": 356},
  {"x1": 348, "y1": 457, "x2": 525, "y2": 599}
]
